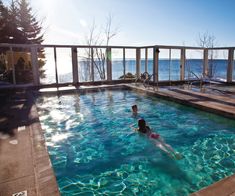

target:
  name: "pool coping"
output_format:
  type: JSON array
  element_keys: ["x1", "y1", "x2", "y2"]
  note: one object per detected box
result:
[
  {"x1": 29, "y1": 92, "x2": 61, "y2": 196},
  {"x1": 190, "y1": 174, "x2": 235, "y2": 196}
]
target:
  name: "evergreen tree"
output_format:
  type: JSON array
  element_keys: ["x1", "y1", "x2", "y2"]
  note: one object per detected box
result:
[
  {"x1": 0, "y1": 1, "x2": 5, "y2": 73},
  {"x1": 0, "y1": 0, "x2": 8, "y2": 43},
  {"x1": 0, "y1": 1, "x2": 20, "y2": 44},
  {"x1": 0, "y1": 0, "x2": 43, "y2": 44},
  {"x1": 17, "y1": 0, "x2": 45, "y2": 78},
  {"x1": 0, "y1": 0, "x2": 45, "y2": 81},
  {"x1": 6, "y1": 0, "x2": 25, "y2": 43},
  {"x1": 17, "y1": 0, "x2": 44, "y2": 44},
  {"x1": 0, "y1": 0, "x2": 12, "y2": 43}
]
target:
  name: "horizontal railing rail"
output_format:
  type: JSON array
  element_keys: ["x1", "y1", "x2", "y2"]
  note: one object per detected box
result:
[{"x1": 1, "y1": 43, "x2": 235, "y2": 50}]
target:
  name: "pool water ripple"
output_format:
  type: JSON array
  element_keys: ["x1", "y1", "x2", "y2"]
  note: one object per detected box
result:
[{"x1": 36, "y1": 90, "x2": 235, "y2": 195}]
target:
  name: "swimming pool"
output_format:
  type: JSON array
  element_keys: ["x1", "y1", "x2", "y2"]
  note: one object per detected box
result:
[{"x1": 36, "y1": 89, "x2": 235, "y2": 195}]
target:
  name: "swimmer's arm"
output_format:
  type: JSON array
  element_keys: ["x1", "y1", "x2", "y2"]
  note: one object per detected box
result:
[{"x1": 129, "y1": 124, "x2": 138, "y2": 131}]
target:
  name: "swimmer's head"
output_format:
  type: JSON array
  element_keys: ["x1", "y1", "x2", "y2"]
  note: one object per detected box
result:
[
  {"x1": 132, "y1": 105, "x2": 138, "y2": 113},
  {"x1": 138, "y1": 118, "x2": 146, "y2": 129}
]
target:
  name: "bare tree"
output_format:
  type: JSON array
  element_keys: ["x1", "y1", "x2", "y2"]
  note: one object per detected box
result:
[
  {"x1": 79, "y1": 15, "x2": 118, "y2": 81},
  {"x1": 84, "y1": 20, "x2": 97, "y2": 81},
  {"x1": 197, "y1": 32, "x2": 218, "y2": 78},
  {"x1": 104, "y1": 14, "x2": 118, "y2": 46}
]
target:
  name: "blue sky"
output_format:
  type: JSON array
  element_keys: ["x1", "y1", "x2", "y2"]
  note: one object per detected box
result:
[{"x1": 3, "y1": 0, "x2": 235, "y2": 47}]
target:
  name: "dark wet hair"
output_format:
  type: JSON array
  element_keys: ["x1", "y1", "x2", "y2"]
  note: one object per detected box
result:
[
  {"x1": 138, "y1": 118, "x2": 146, "y2": 129},
  {"x1": 138, "y1": 118, "x2": 150, "y2": 134},
  {"x1": 132, "y1": 105, "x2": 137, "y2": 110}
]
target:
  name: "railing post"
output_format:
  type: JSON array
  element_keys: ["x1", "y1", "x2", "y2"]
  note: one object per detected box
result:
[
  {"x1": 169, "y1": 49, "x2": 171, "y2": 81},
  {"x1": 106, "y1": 47, "x2": 112, "y2": 81},
  {"x1": 54, "y1": 47, "x2": 59, "y2": 85},
  {"x1": 227, "y1": 48, "x2": 234, "y2": 83},
  {"x1": 203, "y1": 48, "x2": 209, "y2": 77},
  {"x1": 136, "y1": 48, "x2": 141, "y2": 77},
  {"x1": 180, "y1": 48, "x2": 185, "y2": 81},
  {"x1": 153, "y1": 47, "x2": 159, "y2": 83},
  {"x1": 72, "y1": 47, "x2": 79, "y2": 84},
  {"x1": 145, "y1": 48, "x2": 148, "y2": 72},
  {"x1": 91, "y1": 47, "x2": 94, "y2": 82},
  {"x1": 10, "y1": 47, "x2": 16, "y2": 85},
  {"x1": 123, "y1": 48, "x2": 126, "y2": 79},
  {"x1": 31, "y1": 46, "x2": 39, "y2": 86}
]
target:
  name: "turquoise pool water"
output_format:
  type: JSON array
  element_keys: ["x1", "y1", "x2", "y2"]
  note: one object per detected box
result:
[{"x1": 36, "y1": 90, "x2": 235, "y2": 195}]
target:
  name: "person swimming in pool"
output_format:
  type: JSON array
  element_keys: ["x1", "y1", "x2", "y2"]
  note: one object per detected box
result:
[
  {"x1": 137, "y1": 118, "x2": 182, "y2": 160},
  {"x1": 132, "y1": 104, "x2": 138, "y2": 117}
]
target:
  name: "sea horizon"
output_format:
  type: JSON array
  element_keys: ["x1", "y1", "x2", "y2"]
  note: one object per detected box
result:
[{"x1": 41, "y1": 59, "x2": 234, "y2": 84}]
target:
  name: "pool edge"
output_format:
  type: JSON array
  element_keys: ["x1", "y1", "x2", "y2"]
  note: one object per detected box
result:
[
  {"x1": 29, "y1": 92, "x2": 61, "y2": 196},
  {"x1": 190, "y1": 174, "x2": 235, "y2": 196}
]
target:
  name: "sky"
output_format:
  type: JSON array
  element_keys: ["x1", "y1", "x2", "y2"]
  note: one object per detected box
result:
[{"x1": 3, "y1": 0, "x2": 235, "y2": 47}]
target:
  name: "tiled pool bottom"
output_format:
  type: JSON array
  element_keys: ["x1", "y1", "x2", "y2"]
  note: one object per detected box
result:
[{"x1": 36, "y1": 89, "x2": 235, "y2": 195}]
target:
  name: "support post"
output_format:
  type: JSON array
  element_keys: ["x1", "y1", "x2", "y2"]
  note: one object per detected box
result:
[
  {"x1": 10, "y1": 47, "x2": 16, "y2": 85},
  {"x1": 169, "y1": 49, "x2": 171, "y2": 81},
  {"x1": 31, "y1": 46, "x2": 39, "y2": 86},
  {"x1": 136, "y1": 48, "x2": 141, "y2": 77},
  {"x1": 153, "y1": 47, "x2": 159, "y2": 83},
  {"x1": 227, "y1": 48, "x2": 234, "y2": 83},
  {"x1": 54, "y1": 47, "x2": 59, "y2": 85},
  {"x1": 203, "y1": 49, "x2": 209, "y2": 77},
  {"x1": 180, "y1": 48, "x2": 185, "y2": 81},
  {"x1": 106, "y1": 47, "x2": 112, "y2": 81},
  {"x1": 123, "y1": 48, "x2": 126, "y2": 79},
  {"x1": 91, "y1": 47, "x2": 94, "y2": 82},
  {"x1": 145, "y1": 48, "x2": 148, "y2": 72},
  {"x1": 72, "y1": 47, "x2": 79, "y2": 84}
]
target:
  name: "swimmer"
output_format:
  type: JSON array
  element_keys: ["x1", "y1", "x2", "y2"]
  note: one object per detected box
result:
[
  {"x1": 137, "y1": 118, "x2": 182, "y2": 160},
  {"x1": 132, "y1": 104, "x2": 138, "y2": 117}
]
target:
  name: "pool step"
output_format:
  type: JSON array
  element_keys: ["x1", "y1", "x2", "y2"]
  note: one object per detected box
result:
[
  {"x1": 170, "y1": 88, "x2": 235, "y2": 107},
  {"x1": 128, "y1": 84, "x2": 235, "y2": 119}
]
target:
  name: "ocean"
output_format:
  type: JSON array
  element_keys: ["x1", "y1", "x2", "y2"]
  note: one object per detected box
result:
[{"x1": 41, "y1": 59, "x2": 233, "y2": 84}]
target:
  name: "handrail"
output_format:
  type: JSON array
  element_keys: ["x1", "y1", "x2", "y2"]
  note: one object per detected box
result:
[
  {"x1": 135, "y1": 71, "x2": 159, "y2": 90},
  {"x1": 188, "y1": 71, "x2": 215, "y2": 92},
  {"x1": 190, "y1": 71, "x2": 201, "y2": 80},
  {"x1": 1, "y1": 43, "x2": 235, "y2": 50},
  {"x1": 3, "y1": 43, "x2": 234, "y2": 50}
]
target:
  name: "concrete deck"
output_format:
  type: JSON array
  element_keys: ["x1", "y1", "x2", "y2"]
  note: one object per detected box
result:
[
  {"x1": 0, "y1": 89, "x2": 60, "y2": 196},
  {"x1": 190, "y1": 174, "x2": 235, "y2": 196},
  {"x1": 0, "y1": 84, "x2": 235, "y2": 196}
]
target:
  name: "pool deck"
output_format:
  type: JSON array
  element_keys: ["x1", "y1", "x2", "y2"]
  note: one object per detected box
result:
[
  {"x1": 0, "y1": 89, "x2": 60, "y2": 196},
  {"x1": 0, "y1": 84, "x2": 235, "y2": 196}
]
